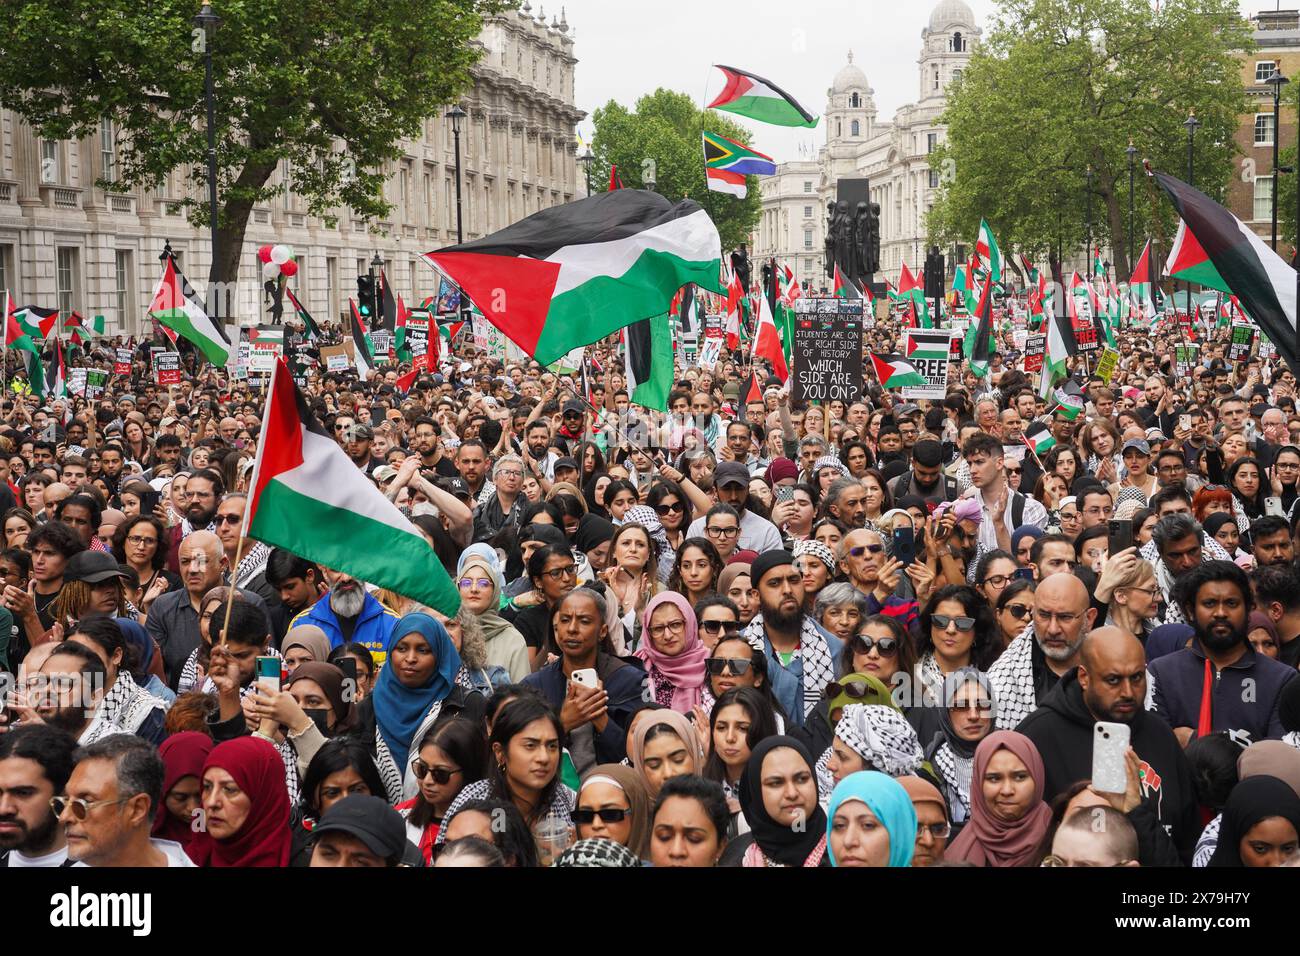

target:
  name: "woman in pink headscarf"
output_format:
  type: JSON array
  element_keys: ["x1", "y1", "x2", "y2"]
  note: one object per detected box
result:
[
  {"x1": 636, "y1": 592, "x2": 709, "y2": 714},
  {"x1": 946, "y1": 730, "x2": 1053, "y2": 867}
]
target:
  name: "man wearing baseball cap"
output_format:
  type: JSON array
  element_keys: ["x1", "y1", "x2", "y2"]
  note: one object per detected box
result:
[
  {"x1": 310, "y1": 795, "x2": 414, "y2": 868},
  {"x1": 684, "y1": 461, "x2": 782, "y2": 553}
]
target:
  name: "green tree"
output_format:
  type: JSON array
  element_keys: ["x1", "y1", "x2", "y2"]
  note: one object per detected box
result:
[
  {"x1": 0, "y1": 0, "x2": 502, "y2": 293},
  {"x1": 928, "y1": 0, "x2": 1250, "y2": 279},
  {"x1": 591, "y1": 89, "x2": 760, "y2": 252},
  {"x1": 1275, "y1": 81, "x2": 1299, "y2": 256}
]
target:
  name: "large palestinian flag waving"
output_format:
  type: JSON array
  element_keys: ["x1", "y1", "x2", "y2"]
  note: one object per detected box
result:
[
  {"x1": 148, "y1": 251, "x2": 231, "y2": 366},
  {"x1": 707, "y1": 65, "x2": 818, "y2": 128},
  {"x1": 422, "y1": 190, "x2": 722, "y2": 366},
  {"x1": 1154, "y1": 171, "x2": 1296, "y2": 370},
  {"x1": 248, "y1": 358, "x2": 460, "y2": 618}
]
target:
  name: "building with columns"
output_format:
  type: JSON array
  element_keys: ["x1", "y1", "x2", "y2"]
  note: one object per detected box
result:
[
  {"x1": 752, "y1": 0, "x2": 980, "y2": 293},
  {"x1": 0, "y1": 2, "x2": 584, "y2": 335}
]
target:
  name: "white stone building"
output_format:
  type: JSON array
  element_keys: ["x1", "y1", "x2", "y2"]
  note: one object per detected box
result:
[
  {"x1": 752, "y1": 0, "x2": 980, "y2": 293},
  {"x1": 0, "y1": 3, "x2": 584, "y2": 334}
]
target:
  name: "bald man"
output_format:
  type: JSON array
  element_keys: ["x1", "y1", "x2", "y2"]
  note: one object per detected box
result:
[
  {"x1": 1018, "y1": 627, "x2": 1198, "y2": 865},
  {"x1": 988, "y1": 572, "x2": 1096, "y2": 728},
  {"x1": 146, "y1": 530, "x2": 268, "y2": 689}
]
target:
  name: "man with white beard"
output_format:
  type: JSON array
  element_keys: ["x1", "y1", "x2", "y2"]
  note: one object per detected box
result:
[{"x1": 287, "y1": 567, "x2": 399, "y2": 667}]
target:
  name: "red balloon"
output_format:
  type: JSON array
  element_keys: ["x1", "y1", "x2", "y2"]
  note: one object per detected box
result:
[
  {"x1": 258, "y1": 245, "x2": 273, "y2": 263},
  {"x1": 279, "y1": 260, "x2": 299, "y2": 277}
]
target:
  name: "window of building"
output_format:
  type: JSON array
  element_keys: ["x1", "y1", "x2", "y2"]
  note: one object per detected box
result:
[
  {"x1": 40, "y1": 140, "x2": 59, "y2": 185},
  {"x1": 850, "y1": 93, "x2": 860, "y2": 108},
  {"x1": 100, "y1": 120, "x2": 117, "y2": 184},
  {"x1": 953, "y1": 32, "x2": 963, "y2": 52},
  {"x1": 804, "y1": 181, "x2": 813, "y2": 193},
  {"x1": 56, "y1": 247, "x2": 79, "y2": 317},
  {"x1": 326, "y1": 256, "x2": 338, "y2": 321},
  {"x1": 953, "y1": 68, "x2": 963, "y2": 83},
  {"x1": 113, "y1": 250, "x2": 131, "y2": 328},
  {"x1": 851, "y1": 120, "x2": 860, "y2": 136},
  {"x1": 927, "y1": 132, "x2": 938, "y2": 153},
  {"x1": 934, "y1": 68, "x2": 940, "y2": 90},
  {"x1": 929, "y1": 168, "x2": 941, "y2": 188},
  {"x1": 1257, "y1": 60, "x2": 1279, "y2": 83},
  {"x1": 1255, "y1": 113, "x2": 1275, "y2": 146},
  {"x1": 1254, "y1": 175, "x2": 1274, "y2": 222},
  {"x1": 0, "y1": 244, "x2": 12, "y2": 294},
  {"x1": 804, "y1": 229, "x2": 813, "y2": 249},
  {"x1": 424, "y1": 171, "x2": 433, "y2": 224},
  {"x1": 805, "y1": 258, "x2": 813, "y2": 273},
  {"x1": 837, "y1": 120, "x2": 842, "y2": 138},
  {"x1": 804, "y1": 205, "x2": 813, "y2": 218}
]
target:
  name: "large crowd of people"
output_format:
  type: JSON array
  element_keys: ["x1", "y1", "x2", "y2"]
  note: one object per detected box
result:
[{"x1": 1, "y1": 308, "x2": 1300, "y2": 871}]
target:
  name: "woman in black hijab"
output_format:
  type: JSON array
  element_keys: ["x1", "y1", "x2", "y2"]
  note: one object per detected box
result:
[
  {"x1": 573, "y1": 513, "x2": 617, "y2": 574},
  {"x1": 718, "y1": 735, "x2": 829, "y2": 868},
  {"x1": 1208, "y1": 775, "x2": 1300, "y2": 867}
]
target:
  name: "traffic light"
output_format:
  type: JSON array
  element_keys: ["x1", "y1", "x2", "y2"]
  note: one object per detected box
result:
[
  {"x1": 356, "y1": 275, "x2": 374, "y2": 318},
  {"x1": 923, "y1": 247, "x2": 945, "y2": 300}
]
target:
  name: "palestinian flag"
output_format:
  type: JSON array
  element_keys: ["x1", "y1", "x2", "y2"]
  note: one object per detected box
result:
[
  {"x1": 870, "y1": 353, "x2": 926, "y2": 389},
  {"x1": 148, "y1": 251, "x2": 230, "y2": 366},
  {"x1": 284, "y1": 287, "x2": 321, "y2": 341},
  {"x1": 394, "y1": 295, "x2": 412, "y2": 358},
  {"x1": 65, "y1": 311, "x2": 104, "y2": 346},
  {"x1": 422, "y1": 190, "x2": 721, "y2": 366},
  {"x1": 833, "y1": 264, "x2": 860, "y2": 299},
  {"x1": 753, "y1": 293, "x2": 788, "y2": 381},
  {"x1": 892, "y1": 262, "x2": 930, "y2": 327},
  {"x1": 1052, "y1": 382, "x2": 1086, "y2": 420},
  {"x1": 1024, "y1": 421, "x2": 1056, "y2": 456},
  {"x1": 248, "y1": 358, "x2": 460, "y2": 621},
  {"x1": 951, "y1": 261, "x2": 974, "y2": 314},
  {"x1": 964, "y1": 277, "x2": 995, "y2": 377},
  {"x1": 4, "y1": 293, "x2": 43, "y2": 398},
  {"x1": 678, "y1": 285, "x2": 700, "y2": 335},
  {"x1": 1039, "y1": 259, "x2": 1078, "y2": 399},
  {"x1": 904, "y1": 334, "x2": 951, "y2": 364},
  {"x1": 725, "y1": 267, "x2": 746, "y2": 349},
  {"x1": 624, "y1": 314, "x2": 673, "y2": 411},
  {"x1": 395, "y1": 367, "x2": 419, "y2": 394},
  {"x1": 1154, "y1": 170, "x2": 1296, "y2": 369},
  {"x1": 44, "y1": 337, "x2": 66, "y2": 399},
  {"x1": 349, "y1": 298, "x2": 375, "y2": 380},
  {"x1": 14, "y1": 305, "x2": 59, "y2": 340},
  {"x1": 1129, "y1": 240, "x2": 1155, "y2": 325},
  {"x1": 974, "y1": 219, "x2": 1003, "y2": 284},
  {"x1": 1164, "y1": 219, "x2": 1228, "y2": 293},
  {"x1": 707, "y1": 64, "x2": 818, "y2": 128}
]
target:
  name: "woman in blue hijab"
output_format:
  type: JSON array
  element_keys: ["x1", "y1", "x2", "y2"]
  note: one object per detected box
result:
[
  {"x1": 826, "y1": 771, "x2": 917, "y2": 867},
  {"x1": 359, "y1": 611, "x2": 486, "y2": 804}
]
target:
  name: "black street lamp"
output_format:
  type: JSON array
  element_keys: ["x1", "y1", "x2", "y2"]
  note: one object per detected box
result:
[
  {"x1": 446, "y1": 105, "x2": 466, "y2": 245},
  {"x1": 579, "y1": 147, "x2": 595, "y2": 197},
  {"x1": 1184, "y1": 110, "x2": 1200, "y2": 323},
  {"x1": 1267, "y1": 70, "x2": 1290, "y2": 251},
  {"x1": 193, "y1": 2, "x2": 221, "y2": 323},
  {"x1": 370, "y1": 252, "x2": 384, "y2": 325},
  {"x1": 1126, "y1": 138, "x2": 1138, "y2": 274},
  {"x1": 1085, "y1": 164, "x2": 1093, "y2": 279}
]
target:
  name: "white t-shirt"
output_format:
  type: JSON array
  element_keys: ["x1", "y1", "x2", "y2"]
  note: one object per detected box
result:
[
  {"x1": 686, "y1": 509, "x2": 783, "y2": 554},
  {"x1": 72, "y1": 837, "x2": 197, "y2": 867},
  {"x1": 7, "y1": 845, "x2": 68, "y2": 867}
]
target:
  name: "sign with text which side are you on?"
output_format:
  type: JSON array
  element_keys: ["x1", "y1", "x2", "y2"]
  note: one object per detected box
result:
[{"x1": 793, "y1": 297, "x2": 865, "y2": 406}]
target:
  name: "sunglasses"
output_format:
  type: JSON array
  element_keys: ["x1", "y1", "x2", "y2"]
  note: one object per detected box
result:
[
  {"x1": 848, "y1": 544, "x2": 884, "y2": 557},
  {"x1": 825, "y1": 680, "x2": 873, "y2": 701},
  {"x1": 214, "y1": 514, "x2": 242, "y2": 525},
  {"x1": 571, "y1": 807, "x2": 630, "y2": 825},
  {"x1": 699, "y1": 620, "x2": 741, "y2": 636},
  {"x1": 50, "y1": 795, "x2": 131, "y2": 820},
  {"x1": 410, "y1": 760, "x2": 461, "y2": 784},
  {"x1": 1002, "y1": 603, "x2": 1032, "y2": 620},
  {"x1": 931, "y1": 614, "x2": 976, "y2": 632},
  {"x1": 705, "y1": 657, "x2": 753, "y2": 676},
  {"x1": 851, "y1": 635, "x2": 898, "y2": 656},
  {"x1": 655, "y1": 502, "x2": 685, "y2": 515}
]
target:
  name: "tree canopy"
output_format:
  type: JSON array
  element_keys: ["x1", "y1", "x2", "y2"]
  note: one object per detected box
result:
[
  {"x1": 591, "y1": 89, "x2": 761, "y2": 252},
  {"x1": 928, "y1": 0, "x2": 1250, "y2": 279},
  {"x1": 0, "y1": 0, "x2": 503, "y2": 286}
]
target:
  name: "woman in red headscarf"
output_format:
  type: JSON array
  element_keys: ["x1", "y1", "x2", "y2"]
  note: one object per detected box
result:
[
  {"x1": 201, "y1": 737, "x2": 292, "y2": 867},
  {"x1": 153, "y1": 731, "x2": 214, "y2": 865},
  {"x1": 946, "y1": 730, "x2": 1053, "y2": 867}
]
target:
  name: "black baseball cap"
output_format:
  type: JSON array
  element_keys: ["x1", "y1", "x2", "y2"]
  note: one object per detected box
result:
[
  {"x1": 562, "y1": 399, "x2": 585, "y2": 416},
  {"x1": 554, "y1": 456, "x2": 579, "y2": 473},
  {"x1": 65, "y1": 551, "x2": 130, "y2": 585},
  {"x1": 311, "y1": 795, "x2": 407, "y2": 863},
  {"x1": 714, "y1": 461, "x2": 751, "y2": 488}
]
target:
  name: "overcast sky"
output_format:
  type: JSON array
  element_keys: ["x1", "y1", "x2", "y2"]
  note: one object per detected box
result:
[{"x1": 558, "y1": 0, "x2": 1286, "y2": 161}]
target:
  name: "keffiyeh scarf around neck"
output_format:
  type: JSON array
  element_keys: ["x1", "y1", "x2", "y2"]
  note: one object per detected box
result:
[
  {"x1": 986, "y1": 628, "x2": 1038, "y2": 729},
  {"x1": 743, "y1": 613, "x2": 836, "y2": 717},
  {"x1": 79, "y1": 671, "x2": 167, "y2": 745},
  {"x1": 1140, "y1": 534, "x2": 1232, "y2": 624},
  {"x1": 234, "y1": 541, "x2": 271, "y2": 589}
]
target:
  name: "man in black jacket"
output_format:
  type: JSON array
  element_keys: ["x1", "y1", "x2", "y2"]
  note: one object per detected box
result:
[{"x1": 1018, "y1": 627, "x2": 1199, "y2": 865}]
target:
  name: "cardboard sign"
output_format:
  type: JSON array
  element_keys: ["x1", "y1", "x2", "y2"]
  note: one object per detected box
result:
[
  {"x1": 85, "y1": 369, "x2": 108, "y2": 399},
  {"x1": 67, "y1": 367, "x2": 87, "y2": 397},
  {"x1": 114, "y1": 348, "x2": 133, "y2": 375},
  {"x1": 154, "y1": 351, "x2": 181, "y2": 385},
  {"x1": 1022, "y1": 334, "x2": 1045, "y2": 374},
  {"x1": 1071, "y1": 315, "x2": 1098, "y2": 352},
  {"x1": 249, "y1": 327, "x2": 284, "y2": 372},
  {"x1": 1228, "y1": 323, "x2": 1256, "y2": 362},
  {"x1": 792, "y1": 299, "x2": 865, "y2": 405},
  {"x1": 698, "y1": 337, "x2": 723, "y2": 370},
  {"x1": 320, "y1": 343, "x2": 352, "y2": 372},
  {"x1": 405, "y1": 312, "x2": 430, "y2": 357},
  {"x1": 901, "y1": 329, "x2": 956, "y2": 400},
  {"x1": 1175, "y1": 343, "x2": 1201, "y2": 376},
  {"x1": 370, "y1": 329, "x2": 393, "y2": 357},
  {"x1": 1094, "y1": 347, "x2": 1120, "y2": 385}
]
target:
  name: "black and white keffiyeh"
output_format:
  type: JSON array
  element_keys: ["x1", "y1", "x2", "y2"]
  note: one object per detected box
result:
[
  {"x1": 1140, "y1": 533, "x2": 1232, "y2": 624},
  {"x1": 622, "y1": 505, "x2": 677, "y2": 583},
  {"x1": 986, "y1": 628, "x2": 1037, "y2": 729},
  {"x1": 743, "y1": 613, "x2": 836, "y2": 717},
  {"x1": 915, "y1": 653, "x2": 947, "y2": 708},
  {"x1": 436, "y1": 777, "x2": 575, "y2": 845},
  {"x1": 79, "y1": 671, "x2": 169, "y2": 745},
  {"x1": 233, "y1": 541, "x2": 272, "y2": 589},
  {"x1": 375, "y1": 665, "x2": 478, "y2": 803},
  {"x1": 834, "y1": 702, "x2": 923, "y2": 776},
  {"x1": 930, "y1": 741, "x2": 975, "y2": 825},
  {"x1": 552, "y1": 838, "x2": 641, "y2": 868}
]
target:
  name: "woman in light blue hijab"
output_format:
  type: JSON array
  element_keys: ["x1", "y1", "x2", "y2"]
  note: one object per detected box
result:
[{"x1": 826, "y1": 771, "x2": 917, "y2": 867}]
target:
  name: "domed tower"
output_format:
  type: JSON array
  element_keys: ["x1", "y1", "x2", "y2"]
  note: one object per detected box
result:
[
  {"x1": 919, "y1": 0, "x2": 980, "y2": 102},
  {"x1": 825, "y1": 51, "x2": 875, "y2": 147}
]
